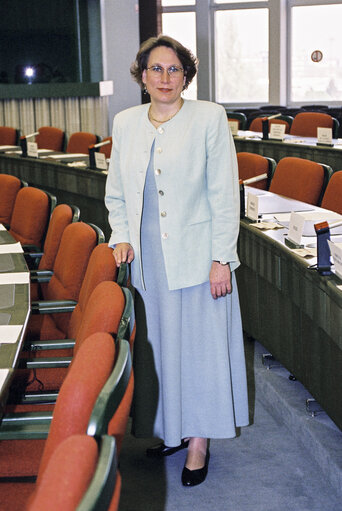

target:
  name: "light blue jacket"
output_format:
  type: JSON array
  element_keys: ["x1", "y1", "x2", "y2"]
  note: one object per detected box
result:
[{"x1": 105, "y1": 99, "x2": 240, "y2": 290}]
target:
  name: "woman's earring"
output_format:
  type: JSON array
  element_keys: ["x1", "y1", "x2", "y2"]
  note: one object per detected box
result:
[{"x1": 143, "y1": 86, "x2": 148, "y2": 95}]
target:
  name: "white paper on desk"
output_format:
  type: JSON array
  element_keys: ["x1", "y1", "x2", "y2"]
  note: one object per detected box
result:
[
  {"x1": 228, "y1": 120, "x2": 239, "y2": 136},
  {"x1": 0, "y1": 145, "x2": 20, "y2": 151},
  {"x1": 0, "y1": 242, "x2": 23, "y2": 254},
  {"x1": 42, "y1": 153, "x2": 87, "y2": 159},
  {"x1": 246, "y1": 193, "x2": 259, "y2": 221},
  {"x1": 274, "y1": 210, "x2": 342, "y2": 236},
  {"x1": 0, "y1": 272, "x2": 29, "y2": 284},
  {"x1": 288, "y1": 212, "x2": 305, "y2": 245},
  {"x1": 0, "y1": 324, "x2": 23, "y2": 343},
  {"x1": 257, "y1": 195, "x2": 313, "y2": 215},
  {"x1": 328, "y1": 241, "x2": 342, "y2": 280},
  {"x1": 0, "y1": 369, "x2": 9, "y2": 392},
  {"x1": 269, "y1": 123, "x2": 285, "y2": 140},
  {"x1": 317, "y1": 127, "x2": 332, "y2": 145},
  {"x1": 0, "y1": 224, "x2": 6, "y2": 231}
]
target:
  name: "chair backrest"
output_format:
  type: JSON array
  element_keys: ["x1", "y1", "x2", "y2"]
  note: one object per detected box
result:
[
  {"x1": 320, "y1": 171, "x2": 342, "y2": 215},
  {"x1": 36, "y1": 332, "x2": 116, "y2": 483},
  {"x1": 66, "y1": 132, "x2": 98, "y2": 154},
  {"x1": 99, "y1": 136, "x2": 113, "y2": 159},
  {"x1": 237, "y1": 152, "x2": 275, "y2": 190},
  {"x1": 290, "y1": 111, "x2": 337, "y2": 138},
  {"x1": 72, "y1": 281, "x2": 132, "y2": 356},
  {"x1": 40, "y1": 222, "x2": 98, "y2": 336},
  {"x1": 38, "y1": 204, "x2": 79, "y2": 271},
  {"x1": 249, "y1": 115, "x2": 293, "y2": 134},
  {"x1": 67, "y1": 243, "x2": 118, "y2": 339},
  {"x1": 9, "y1": 186, "x2": 55, "y2": 248},
  {"x1": 269, "y1": 157, "x2": 331, "y2": 205},
  {"x1": 0, "y1": 174, "x2": 22, "y2": 224},
  {"x1": 35, "y1": 126, "x2": 65, "y2": 152},
  {"x1": 28, "y1": 435, "x2": 121, "y2": 511},
  {"x1": 227, "y1": 112, "x2": 247, "y2": 130},
  {"x1": 0, "y1": 126, "x2": 19, "y2": 146}
]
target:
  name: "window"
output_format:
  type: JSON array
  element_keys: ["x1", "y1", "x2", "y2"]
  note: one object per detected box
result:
[
  {"x1": 290, "y1": 2, "x2": 342, "y2": 103},
  {"x1": 161, "y1": 1, "x2": 197, "y2": 99},
  {"x1": 214, "y1": 8, "x2": 269, "y2": 103}
]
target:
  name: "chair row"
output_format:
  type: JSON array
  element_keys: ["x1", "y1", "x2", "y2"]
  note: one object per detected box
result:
[
  {"x1": 0, "y1": 126, "x2": 113, "y2": 158},
  {"x1": 228, "y1": 111, "x2": 340, "y2": 138},
  {"x1": 0, "y1": 191, "x2": 134, "y2": 509},
  {"x1": 237, "y1": 152, "x2": 342, "y2": 213}
]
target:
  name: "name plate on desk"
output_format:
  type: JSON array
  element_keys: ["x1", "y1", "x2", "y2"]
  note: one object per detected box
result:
[
  {"x1": 94, "y1": 152, "x2": 108, "y2": 170},
  {"x1": 27, "y1": 142, "x2": 38, "y2": 158},
  {"x1": 288, "y1": 211, "x2": 305, "y2": 246},
  {"x1": 269, "y1": 123, "x2": 285, "y2": 140},
  {"x1": 317, "y1": 127, "x2": 333, "y2": 146},
  {"x1": 228, "y1": 120, "x2": 239, "y2": 136},
  {"x1": 246, "y1": 192, "x2": 259, "y2": 221},
  {"x1": 328, "y1": 241, "x2": 342, "y2": 279}
]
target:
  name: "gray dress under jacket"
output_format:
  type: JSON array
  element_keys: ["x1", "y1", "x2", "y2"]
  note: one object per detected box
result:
[{"x1": 131, "y1": 144, "x2": 249, "y2": 448}]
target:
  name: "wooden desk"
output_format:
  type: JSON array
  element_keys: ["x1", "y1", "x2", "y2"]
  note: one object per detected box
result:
[
  {"x1": 234, "y1": 133, "x2": 342, "y2": 172},
  {"x1": 0, "y1": 231, "x2": 30, "y2": 412},
  {"x1": 236, "y1": 191, "x2": 342, "y2": 430}
]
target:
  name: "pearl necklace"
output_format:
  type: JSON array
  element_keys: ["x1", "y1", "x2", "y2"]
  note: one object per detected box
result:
[{"x1": 148, "y1": 98, "x2": 184, "y2": 124}]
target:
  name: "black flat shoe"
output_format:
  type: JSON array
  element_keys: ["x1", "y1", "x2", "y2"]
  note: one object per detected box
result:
[
  {"x1": 181, "y1": 451, "x2": 210, "y2": 487},
  {"x1": 146, "y1": 439, "x2": 189, "y2": 458}
]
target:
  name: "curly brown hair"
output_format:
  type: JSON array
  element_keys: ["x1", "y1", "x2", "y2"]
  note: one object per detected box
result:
[{"x1": 130, "y1": 35, "x2": 198, "y2": 91}]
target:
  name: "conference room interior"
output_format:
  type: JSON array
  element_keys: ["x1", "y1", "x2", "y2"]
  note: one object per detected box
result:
[{"x1": 0, "y1": 1, "x2": 341, "y2": 510}]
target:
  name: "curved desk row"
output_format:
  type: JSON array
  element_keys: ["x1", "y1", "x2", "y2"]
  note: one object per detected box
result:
[
  {"x1": 234, "y1": 132, "x2": 342, "y2": 173},
  {"x1": 0, "y1": 152, "x2": 110, "y2": 240},
  {"x1": 236, "y1": 189, "x2": 342, "y2": 431},
  {"x1": 0, "y1": 228, "x2": 30, "y2": 413}
]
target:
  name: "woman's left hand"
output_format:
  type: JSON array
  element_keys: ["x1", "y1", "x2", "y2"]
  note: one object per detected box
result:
[{"x1": 209, "y1": 261, "x2": 232, "y2": 299}]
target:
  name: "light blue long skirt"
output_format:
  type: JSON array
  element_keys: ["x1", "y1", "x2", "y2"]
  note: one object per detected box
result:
[{"x1": 131, "y1": 148, "x2": 249, "y2": 447}]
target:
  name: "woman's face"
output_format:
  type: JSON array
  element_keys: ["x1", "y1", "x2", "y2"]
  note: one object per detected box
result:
[{"x1": 142, "y1": 46, "x2": 186, "y2": 106}]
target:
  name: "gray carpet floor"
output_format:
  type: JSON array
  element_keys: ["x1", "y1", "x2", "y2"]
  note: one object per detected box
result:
[{"x1": 118, "y1": 338, "x2": 342, "y2": 511}]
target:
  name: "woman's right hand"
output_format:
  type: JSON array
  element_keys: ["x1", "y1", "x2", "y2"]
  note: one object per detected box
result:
[{"x1": 112, "y1": 243, "x2": 134, "y2": 267}]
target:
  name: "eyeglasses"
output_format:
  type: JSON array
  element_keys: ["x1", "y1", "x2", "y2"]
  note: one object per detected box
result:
[{"x1": 146, "y1": 65, "x2": 184, "y2": 77}]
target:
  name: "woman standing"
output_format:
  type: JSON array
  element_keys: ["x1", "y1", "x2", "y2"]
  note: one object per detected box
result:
[{"x1": 105, "y1": 35, "x2": 249, "y2": 487}]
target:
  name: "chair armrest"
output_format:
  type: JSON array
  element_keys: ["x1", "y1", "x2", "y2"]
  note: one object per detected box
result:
[
  {"x1": 117, "y1": 262, "x2": 128, "y2": 287},
  {"x1": 31, "y1": 300, "x2": 77, "y2": 314},
  {"x1": 0, "y1": 422, "x2": 50, "y2": 440},
  {"x1": 30, "y1": 270, "x2": 53, "y2": 283},
  {"x1": 25, "y1": 338, "x2": 76, "y2": 352},
  {"x1": 18, "y1": 357, "x2": 72, "y2": 369},
  {"x1": 15, "y1": 391, "x2": 59, "y2": 406},
  {"x1": 0, "y1": 411, "x2": 52, "y2": 440}
]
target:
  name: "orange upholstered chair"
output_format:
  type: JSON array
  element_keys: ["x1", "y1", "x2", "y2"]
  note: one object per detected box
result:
[
  {"x1": 26, "y1": 222, "x2": 98, "y2": 342},
  {"x1": 237, "y1": 152, "x2": 276, "y2": 190},
  {"x1": 35, "y1": 127, "x2": 65, "y2": 152},
  {"x1": 290, "y1": 112, "x2": 339, "y2": 138},
  {"x1": 320, "y1": 171, "x2": 342, "y2": 215},
  {"x1": 0, "y1": 174, "x2": 22, "y2": 225},
  {"x1": 66, "y1": 132, "x2": 98, "y2": 154},
  {"x1": 10, "y1": 279, "x2": 131, "y2": 399},
  {"x1": 28, "y1": 204, "x2": 80, "y2": 299},
  {"x1": 27, "y1": 435, "x2": 121, "y2": 511},
  {"x1": 0, "y1": 332, "x2": 117, "y2": 488},
  {"x1": 249, "y1": 115, "x2": 293, "y2": 134},
  {"x1": 269, "y1": 157, "x2": 332, "y2": 205},
  {"x1": 0, "y1": 126, "x2": 19, "y2": 145},
  {"x1": 9, "y1": 186, "x2": 56, "y2": 249},
  {"x1": 99, "y1": 136, "x2": 113, "y2": 159}
]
